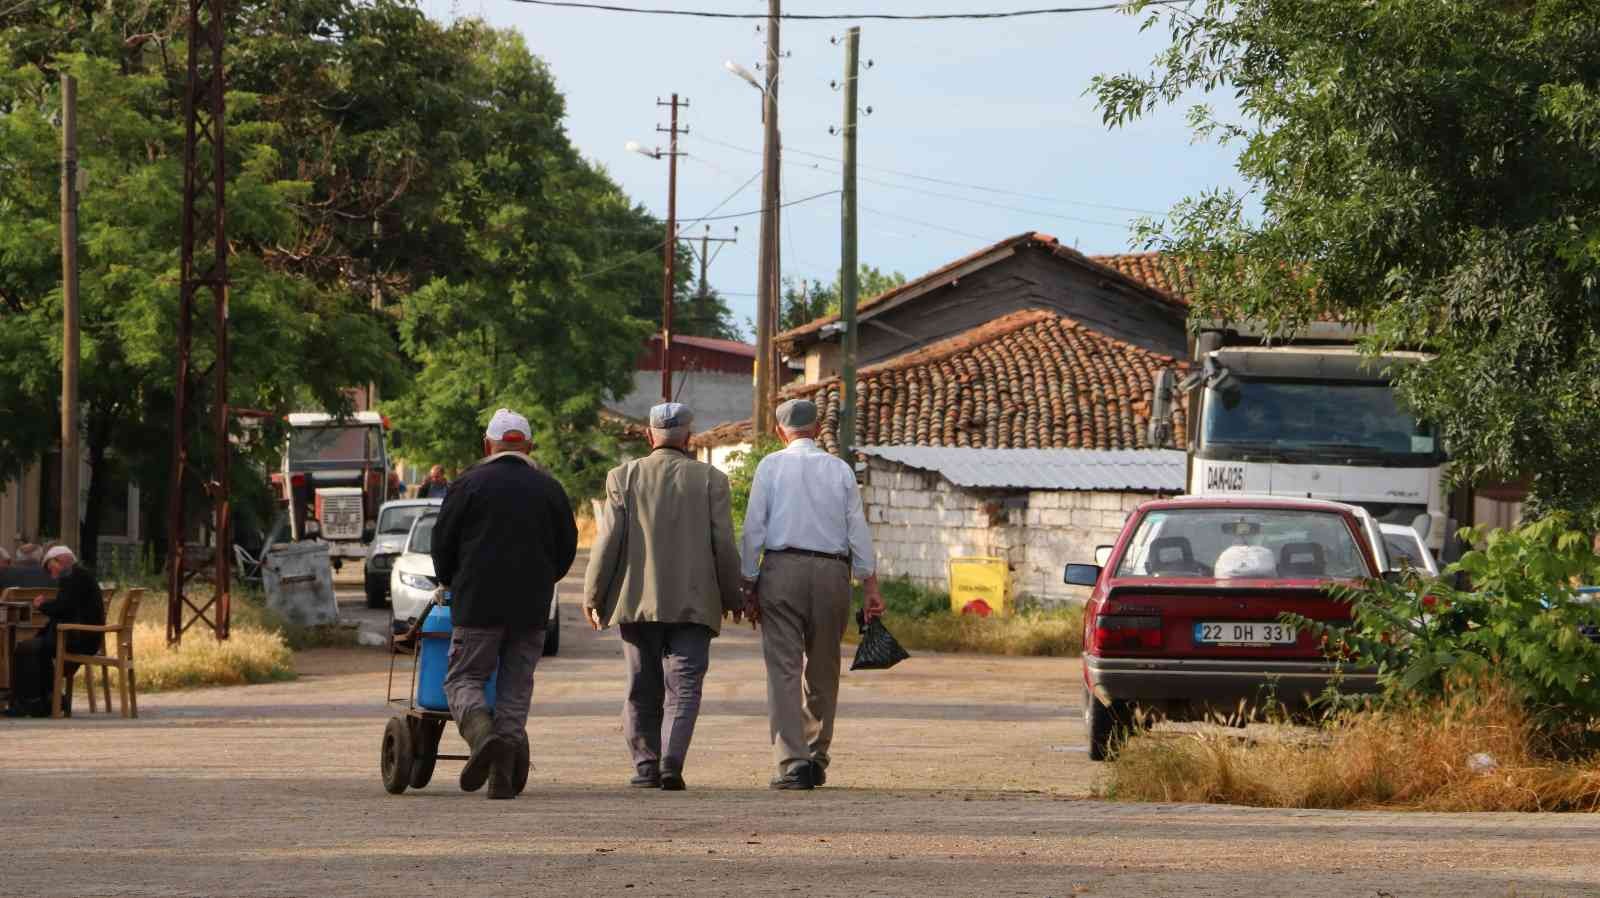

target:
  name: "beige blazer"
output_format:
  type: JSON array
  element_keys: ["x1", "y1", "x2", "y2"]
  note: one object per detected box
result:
[{"x1": 582, "y1": 448, "x2": 744, "y2": 634}]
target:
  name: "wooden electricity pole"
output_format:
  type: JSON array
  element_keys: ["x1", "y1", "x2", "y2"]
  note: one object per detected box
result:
[
  {"x1": 658, "y1": 93, "x2": 685, "y2": 402},
  {"x1": 753, "y1": 0, "x2": 782, "y2": 435},
  {"x1": 60, "y1": 73, "x2": 80, "y2": 553},
  {"x1": 837, "y1": 28, "x2": 862, "y2": 465}
]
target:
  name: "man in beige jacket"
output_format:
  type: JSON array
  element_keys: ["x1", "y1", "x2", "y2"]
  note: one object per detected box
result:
[{"x1": 582, "y1": 402, "x2": 744, "y2": 791}]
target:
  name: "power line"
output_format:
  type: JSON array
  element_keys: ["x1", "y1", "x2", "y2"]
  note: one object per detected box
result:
[
  {"x1": 690, "y1": 133, "x2": 1158, "y2": 218},
  {"x1": 577, "y1": 168, "x2": 764, "y2": 280},
  {"x1": 859, "y1": 204, "x2": 993, "y2": 242},
  {"x1": 506, "y1": 0, "x2": 1178, "y2": 20},
  {"x1": 675, "y1": 189, "x2": 840, "y2": 226}
]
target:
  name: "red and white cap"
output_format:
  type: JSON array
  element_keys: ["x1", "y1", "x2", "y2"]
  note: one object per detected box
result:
[{"x1": 484, "y1": 408, "x2": 531, "y2": 443}]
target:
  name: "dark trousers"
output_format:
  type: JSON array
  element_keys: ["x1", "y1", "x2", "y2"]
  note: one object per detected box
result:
[
  {"x1": 10, "y1": 636, "x2": 63, "y2": 715},
  {"x1": 620, "y1": 622, "x2": 712, "y2": 777},
  {"x1": 444, "y1": 626, "x2": 545, "y2": 746}
]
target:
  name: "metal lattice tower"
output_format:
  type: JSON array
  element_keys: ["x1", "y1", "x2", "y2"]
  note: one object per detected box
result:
[{"x1": 166, "y1": 0, "x2": 232, "y2": 645}]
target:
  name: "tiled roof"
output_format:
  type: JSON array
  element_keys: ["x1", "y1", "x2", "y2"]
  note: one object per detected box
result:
[
  {"x1": 1089, "y1": 252, "x2": 1189, "y2": 303},
  {"x1": 662, "y1": 334, "x2": 757, "y2": 358},
  {"x1": 689, "y1": 419, "x2": 754, "y2": 450},
  {"x1": 857, "y1": 446, "x2": 1187, "y2": 492},
  {"x1": 776, "y1": 232, "x2": 1188, "y2": 349},
  {"x1": 680, "y1": 309, "x2": 1189, "y2": 452}
]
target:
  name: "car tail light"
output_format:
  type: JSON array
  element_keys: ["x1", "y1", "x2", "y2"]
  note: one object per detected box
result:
[
  {"x1": 1092, "y1": 614, "x2": 1163, "y2": 653},
  {"x1": 290, "y1": 473, "x2": 307, "y2": 489}
]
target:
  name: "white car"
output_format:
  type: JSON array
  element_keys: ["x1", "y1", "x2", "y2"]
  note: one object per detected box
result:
[
  {"x1": 388, "y1": 513, "x2": 561, "y2": 656},
  {"x1": 365, "y1": 498, "x2": 442, "y2": 608},
  {"x1": 1379, "y1": 522, "x2": 1440, "y2": 576}
]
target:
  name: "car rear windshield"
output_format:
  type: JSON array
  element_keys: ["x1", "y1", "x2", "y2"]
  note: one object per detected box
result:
[
  {"x1": 379, "y1": 505, "x2": 431, "y2": 535},
  {"x1": 1115, "y1": 508, "x2": 1369, "y2": 580},
  {"x1": 406, "y1": 515, "x2": 438, "y2": 555}
]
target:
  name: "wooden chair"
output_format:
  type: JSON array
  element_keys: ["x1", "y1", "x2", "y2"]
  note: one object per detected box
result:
[{"x1": 52, "y1": 588, "x2": 145, "y2": 720}]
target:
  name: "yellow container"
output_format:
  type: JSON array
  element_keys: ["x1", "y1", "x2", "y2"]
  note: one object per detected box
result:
[{"x1": 948, "y1": 556, "x2": 1010, "y2": 617}]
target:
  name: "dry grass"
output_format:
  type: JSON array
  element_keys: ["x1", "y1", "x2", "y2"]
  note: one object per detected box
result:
[
  {"x1": 1102, "y1": 684, "x2": 1600, "y2": 812},
  {"x1": 62, "y1": 585, "x2": 298, "y2": 695},
  {"x1": 844, "y1": 607, "x2": 1084, "y2": 657},
  {"x1": 576, "y1": 513, "x2": 598, "y2": 550}
]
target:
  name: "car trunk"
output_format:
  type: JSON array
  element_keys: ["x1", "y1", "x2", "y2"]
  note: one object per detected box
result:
[{"x1": 1096, "y1": 579, "x2": 1352, "y2": 661}]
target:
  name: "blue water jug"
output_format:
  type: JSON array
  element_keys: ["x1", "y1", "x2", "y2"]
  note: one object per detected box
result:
[{"x1": 415, "y1": 602, "x2": 496, "y2": 712}]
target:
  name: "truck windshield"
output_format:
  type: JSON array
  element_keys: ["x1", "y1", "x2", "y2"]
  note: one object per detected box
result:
[
  {"x1": 1203, "y1": 379, "x2": 1438, "y2": 462},
  {"x1": 1115, "y1": 508, "x2": 1370, "y2": 580},
  {"x1": 289, "y1": 425, "x2": 381, "y2": 467}
]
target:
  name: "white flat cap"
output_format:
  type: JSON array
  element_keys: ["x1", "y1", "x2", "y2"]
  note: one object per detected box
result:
[
  {"x1": 485, "y1": 408, "x2": 531, "y2": 442},
  {"x1": 43, "y1": 545, "x2": 75, "y2": 565}
]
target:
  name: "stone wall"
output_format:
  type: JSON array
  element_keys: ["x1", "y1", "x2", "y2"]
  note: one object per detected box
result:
[{"x1": 860, "y1": 457, "x2": 1147, "y2": 605}]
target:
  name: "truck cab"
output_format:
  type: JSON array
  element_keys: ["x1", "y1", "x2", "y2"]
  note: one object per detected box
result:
[
  {"x1": 271, "y1": 411, "x2": 396, "y2": 566},
  {"x1": 1153, "y1": 322, "x2": 1450, "y2": 557}
]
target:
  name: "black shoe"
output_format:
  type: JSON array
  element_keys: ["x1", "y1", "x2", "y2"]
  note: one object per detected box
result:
[
  {"x1": 629, "y1": 771, "x2": 662, "y2": 788},
  {"x1": 457, "y1": 709, "x2": 502, "y2": 793},
  {"x1": 659, "y1": 772, "x2": 686, "y2": 792},
  {"x1": 769, "y1": 767, "x2": 815, "y2": 791},
  {"x1": 811, "y1": 764, "x2": 827, "y2": 787}
]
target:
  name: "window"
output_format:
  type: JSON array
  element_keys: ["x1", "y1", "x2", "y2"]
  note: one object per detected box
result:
[
  {"x1": 1116, "y1": 508, "x2": 1370, "y2": 580},
  {"x1": 1203, "y1": 379, "x2": 1439, "y2": 462},
  {"x1": 406, "y1": 515, "x2": 438, "y2": 555},
  {"x1": 379, "y1": 505, "x2": 432, "y2": 536},
  {"x1": 288, "y1": 426, "x2": 381, "y2": 466}
]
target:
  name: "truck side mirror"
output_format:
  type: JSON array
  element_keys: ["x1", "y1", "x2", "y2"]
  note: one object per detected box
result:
[
  {"x1": 1064, "y1": 563, "x2": 1101, "y2": 587},
  {"x1": 1147, "y1": 368, "x2": 1175, "y2": 448}
]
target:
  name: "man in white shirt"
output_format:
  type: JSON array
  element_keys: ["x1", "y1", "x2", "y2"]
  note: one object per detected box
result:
[{"x1": 741, "y1": 398, "x2": 884, "y2": 790}]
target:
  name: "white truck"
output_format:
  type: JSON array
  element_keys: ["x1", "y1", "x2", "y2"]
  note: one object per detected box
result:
[
  {"x1": 1150, "y1": 322, "x2": 1450, "y2": 557},
  {"x1": 270, "y1": 411, "x2": 400, "y2": 569}
]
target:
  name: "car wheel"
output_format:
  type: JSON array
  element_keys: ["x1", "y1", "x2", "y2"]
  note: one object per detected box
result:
[
  {"x1": 1085, "y1": 687, "x2": 1129, "y2": 762},
  {"x1": 543, "y1": 616, "x2": 560, "y2": 657},
  {"x1": 365, "y1": 576, "x2": 388, "y2": 609},
  {"x1": 381, "y1": 716, "x2": 414, "y2": 794}
]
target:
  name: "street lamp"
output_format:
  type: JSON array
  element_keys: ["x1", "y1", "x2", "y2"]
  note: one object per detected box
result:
[
  {"x1": 624, "y1": 139, "x2": 660, "y2": 159},
  {"x1": 726, "y1": 57, "x2": 781, "y2": 435},
  {"x1": 724, "y1": 59, "x2": 764, "y2": 93}
]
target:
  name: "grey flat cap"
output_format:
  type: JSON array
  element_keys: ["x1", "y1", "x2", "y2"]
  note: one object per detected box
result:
[
  {"x1": 649, "y1": 402, "x2": 693, "y2": 429},
  {"x1": 775, "y1": 398, "x2": 818, "y2": 429}
]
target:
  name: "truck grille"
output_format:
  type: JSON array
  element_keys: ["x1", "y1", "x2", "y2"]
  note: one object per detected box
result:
[{"x1": 318, "y1": 492, "x2": 364, "y2": 540}]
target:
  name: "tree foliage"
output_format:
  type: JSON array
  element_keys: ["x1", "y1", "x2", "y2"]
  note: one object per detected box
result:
[
  {"x1": 1095, "y1": 0, "x2": 1600, "y2": 522},
  {"x1": 0, "y1": 0, "x2": 668, "y2": 558},
  {"x1": 780, "y1": 264, "x2": 907, "y2": 332}
]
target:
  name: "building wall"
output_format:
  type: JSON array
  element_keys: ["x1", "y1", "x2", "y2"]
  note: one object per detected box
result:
[
  {"x1": 606, "y1": 369, "x2": 753, "y2": 430},
  {"x1": 859, "y1": 457, "x2": 1144, "y2": 605}
]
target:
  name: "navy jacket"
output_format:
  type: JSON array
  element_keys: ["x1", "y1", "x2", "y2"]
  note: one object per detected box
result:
[
  {"x1": 39, "y1": 564, "x2": 106, "y2": 655},
  {"x1": 430, "y1": 453, "x2": 577, "y2": 629}
]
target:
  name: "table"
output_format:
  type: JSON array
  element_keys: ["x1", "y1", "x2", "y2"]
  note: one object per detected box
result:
[{"x1": 1, "y1": 600, "x2": 42, "y2": 697}]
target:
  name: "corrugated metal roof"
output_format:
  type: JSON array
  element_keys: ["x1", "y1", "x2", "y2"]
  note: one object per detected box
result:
[{"x1": 856, "y1": 446, "x2": 1186, "y2": 492}]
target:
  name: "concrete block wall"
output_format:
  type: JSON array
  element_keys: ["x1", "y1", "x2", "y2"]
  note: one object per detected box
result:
[{"x1": 861, "y1": 457, "x2": 1150, "y2": 605}]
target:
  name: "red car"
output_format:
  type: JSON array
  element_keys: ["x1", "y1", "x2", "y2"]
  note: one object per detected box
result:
[{"x1": 1066, "y1": 496, "x2": 1383, "y2": 760}]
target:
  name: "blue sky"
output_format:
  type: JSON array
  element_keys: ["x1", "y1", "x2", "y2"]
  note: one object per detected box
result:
[{"x1": 417, "y1": 0, "x2": 1249, "y2": 334}]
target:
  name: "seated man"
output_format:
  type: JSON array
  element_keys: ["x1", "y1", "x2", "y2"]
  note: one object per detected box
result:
[
  {"x1": 1, "y1": 544, "x2": 57, "y2": 590},
  {"x1": 6, "y1": 546, "x2": 105, "y2": 718}
]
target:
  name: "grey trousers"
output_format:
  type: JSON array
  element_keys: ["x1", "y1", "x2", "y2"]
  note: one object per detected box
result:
[
  {"x1": 444, "y1": 625, "x2": 545, "y2": 745},
  {"x1": 758, "y1": 552, "x2": 852, "y2": 777},
  {"x1": 620, "y1": 622, "x2": 713, "y2": 777}
]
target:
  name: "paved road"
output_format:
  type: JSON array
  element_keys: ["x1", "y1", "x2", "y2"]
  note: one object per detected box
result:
[{"x1": 3, "y1": 557, "x2": 1598, "y2": 896}]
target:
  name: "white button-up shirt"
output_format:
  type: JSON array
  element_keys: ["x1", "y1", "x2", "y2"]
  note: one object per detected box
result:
[{"x1": 740, "y1": 438, "x2": 876, "y2": 580}]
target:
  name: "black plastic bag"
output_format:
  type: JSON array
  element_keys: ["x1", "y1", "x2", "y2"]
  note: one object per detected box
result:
[{"x1": 850, "y1": 609, "x2": 910, "y2": 671}]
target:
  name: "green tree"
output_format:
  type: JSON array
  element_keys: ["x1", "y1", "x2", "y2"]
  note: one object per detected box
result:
[
  {"x1": 779, "y1": 264, "x2": 907, "y2": 332},
  {"x1": 0, "y1": 47, "x2": 396, "y2": 564},
  {"x1": 1094, "y1": 0, "x2": 1600, "y2": 523}
]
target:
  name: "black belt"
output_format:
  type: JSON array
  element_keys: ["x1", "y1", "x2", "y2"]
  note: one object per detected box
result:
[{"x1": 770, "y1": 548, "x2": 849, "y2": 564}]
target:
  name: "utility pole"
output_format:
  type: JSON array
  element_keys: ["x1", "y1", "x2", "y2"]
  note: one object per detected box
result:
[
  {"x1": 837, "y1": 27, "x2": 862, "y2": 466},
  {"x1": 657, "y1": 94, "x2": 687, "y2": 402},
  {"x1": 754, "y1": 0, "x2": 782, "y2": 435},
  {"x1": 60, "y1": 74, "x2": 80, "y2": 553},
  {"x1": 168, "y1": 0, "x2": 231, "y2": 644},
  {"x1": 690, "y1": 226, "x2": 739, "y2": 299}
]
